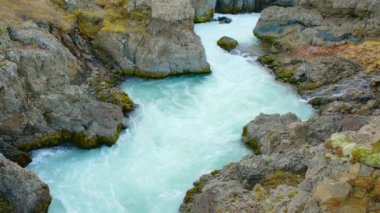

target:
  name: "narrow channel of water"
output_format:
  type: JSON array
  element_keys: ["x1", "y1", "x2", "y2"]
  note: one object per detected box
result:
[{"x1": 28, "y1": 13, "x2": 314, "y2": 213}]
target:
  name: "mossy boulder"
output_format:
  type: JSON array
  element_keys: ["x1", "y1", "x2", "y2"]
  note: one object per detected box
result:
[{"x1": 217, "y1": 36, "x2": 238, "y2": 51}]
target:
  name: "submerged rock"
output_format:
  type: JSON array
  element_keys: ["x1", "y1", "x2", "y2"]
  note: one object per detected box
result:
[
  {"x1": 0, "y1": 154, "x2": 51, "y2": 212},
  {"x1": 216, "y1": 16, "x2": 232, "y2": 24},
  {"x1": 217, "y1": 36, "x2": 238, "y2": 51}
]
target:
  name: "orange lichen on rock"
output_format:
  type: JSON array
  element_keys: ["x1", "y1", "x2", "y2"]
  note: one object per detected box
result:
[
  {"x1": 339, "y1": 40, "x2": 380, "y2": 73},
  {"x1": 290, "y1": 40, "x2": 380, "y2": 73}
]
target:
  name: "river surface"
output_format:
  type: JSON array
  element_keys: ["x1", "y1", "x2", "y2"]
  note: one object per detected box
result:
[{"x1": 28, "y1": 13, "x2": 314, "y2": 213}]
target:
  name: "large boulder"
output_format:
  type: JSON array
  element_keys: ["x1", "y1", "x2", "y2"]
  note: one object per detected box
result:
[{"x1": 0, "y1": 154, "x2": 51, "y2": 212}]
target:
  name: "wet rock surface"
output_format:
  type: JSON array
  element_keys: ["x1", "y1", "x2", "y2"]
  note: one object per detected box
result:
[{"x1": 217, "y1": 36, "x2": 238, "y2": 51}]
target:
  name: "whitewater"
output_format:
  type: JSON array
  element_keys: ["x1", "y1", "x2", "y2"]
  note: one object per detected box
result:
[{"x1": 28, "y1": 13, "x2": 314, "y2": 213}]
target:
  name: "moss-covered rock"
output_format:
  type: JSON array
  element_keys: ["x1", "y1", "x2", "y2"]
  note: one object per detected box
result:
[
  {"x1": 217, "y1": 36, "x2": 238, "y2": 51},
  {"x1": 183, "y1": 178, "x2": 206, "y2": 204},
  {"x1": 17, "y1": 125, "x2": 122, "y2": 152},
  {"x1": 96, "y1": 81, "x2": 134, "y2": 113},
  {"x1": 257, "y1": 54, "x2": 297, "y2": 84},
  {"x1": 0, "y1": 196, "x2": 14, "y2": 213},
  {"x1": 260, "y1": 170, "x2": 305, "y2": 189},
  {"x1": 194, "y1": 9, "x2": 214, "y2": 23}
]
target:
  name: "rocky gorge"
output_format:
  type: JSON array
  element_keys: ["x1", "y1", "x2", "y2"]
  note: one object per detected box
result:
[
  {"x1": 181, "y1": 0, "x2": 380, "y2": 212},
  {"x1": 0, "y1": 0, "x2": 379, "y2": 212}
]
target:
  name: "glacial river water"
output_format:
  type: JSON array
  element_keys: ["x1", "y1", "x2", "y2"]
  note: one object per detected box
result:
[{"x1": 28, "y1": 14, "x2": 314, "y2": 213}]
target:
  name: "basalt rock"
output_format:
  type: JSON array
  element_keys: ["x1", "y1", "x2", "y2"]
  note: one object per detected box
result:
[{"x1": 0, "y1": 154, "x2": 51, "y2": 212}]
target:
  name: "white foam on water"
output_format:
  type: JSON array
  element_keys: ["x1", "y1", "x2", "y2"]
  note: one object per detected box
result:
[{"x1": 28, "y1": 13, "x2": 314, "y2": 213}]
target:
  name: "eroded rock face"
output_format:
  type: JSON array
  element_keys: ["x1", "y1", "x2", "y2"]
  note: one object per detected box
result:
[
  {"x1": 0, "y1": 22, "x2": 124, "y2": 153},
  {"x1": 0, "y1": 154, "x2": 51, "y2": 212},
  {"x1": 92, "y1": 0, "x2": 211, "y2": 78}
]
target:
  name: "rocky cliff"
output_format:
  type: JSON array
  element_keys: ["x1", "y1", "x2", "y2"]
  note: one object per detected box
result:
[
  {"x1": 181, "y1": 0, "x2": 380, "y2": 212},
  {"x1": 0, "y1": 0, "x2": 211, "y2": 210}
]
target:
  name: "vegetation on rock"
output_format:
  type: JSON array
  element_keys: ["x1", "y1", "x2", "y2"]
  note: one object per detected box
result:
[{"x1": 217, "y1": 36, "x2": 238, "y2": 51}]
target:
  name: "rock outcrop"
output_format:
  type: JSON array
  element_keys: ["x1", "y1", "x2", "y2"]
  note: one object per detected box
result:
[
  {"x1": 90, "y1": 0, "x2": 211, "y2": 78},
  {"x1": 254, "y1": 0, "x2": 380, "y2": 51},
  {"x1": 0, "y1": 22, "x2": 125, "y2": 154},
  {"x1": 0, "y1": 154, "x2": 52, "y2": 212},
  {"x1": 181, "y1": 116, "x2": 380, "y2": 213}
]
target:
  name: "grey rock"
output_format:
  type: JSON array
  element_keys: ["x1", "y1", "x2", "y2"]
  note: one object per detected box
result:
[
  {"x1": 253, "y1": 1, "x2": 379, "y2": 50},
  {"x1": 0, "y1": 140, "x2": 31, "y2": 167},
  {"x1": 0, "y1": 23, "x2": 124, "y2": 150},
  {"x1": 191, "y1": 0, "x2": 216, "y2": 23},
  {"x1": 92, "y1": 0, "x2": 211, "y2": 78},
  {"x1": 0, "y1": 154, "x2": 51, "y2": 212},
  {"x1": 242, "y1": 112, "x2": 371, "y2": 155}
]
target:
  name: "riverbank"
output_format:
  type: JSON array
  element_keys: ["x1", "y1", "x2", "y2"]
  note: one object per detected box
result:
[{"x1": 180, "y1": 1, "x2": 380, "y2": 212}]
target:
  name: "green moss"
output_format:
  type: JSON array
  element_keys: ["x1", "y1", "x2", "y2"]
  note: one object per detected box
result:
[
  {"x1": 183, "y1": 179, "x2": 206, "y2": 204},
  {"x1": 217, "y1": 37, "x2": 238, "y2": 51},
  {"x1": 258, "y1": 55, "x2": 297, "y2": 84},
  {"x1": 0, "y1": 196, "x2": 14, "y2": 213},
  {"x1": 129, "y1": 67, "x2": 212, "y2": 79},
  {"x1": 351, "y1": 146, "x2": 380, "y2": 168},
  {"x1": 75, "y1": 9, "x2": 104, "y2": 37},
  {"x1": 260, "y1": 170, "x2": 305, "y2": 189},
  {"x1": 246, "y1": 139, "x2": 261, "y2": 155},
  {"x1": 96, "y1": 81, "x2": 134, "y2": 113},
  {"x1": 194, "y1": 9, "x2": 214, "y2": 23},
  {"x1": 18, "y1": 126, "x2": 122, "y2": 152}
]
